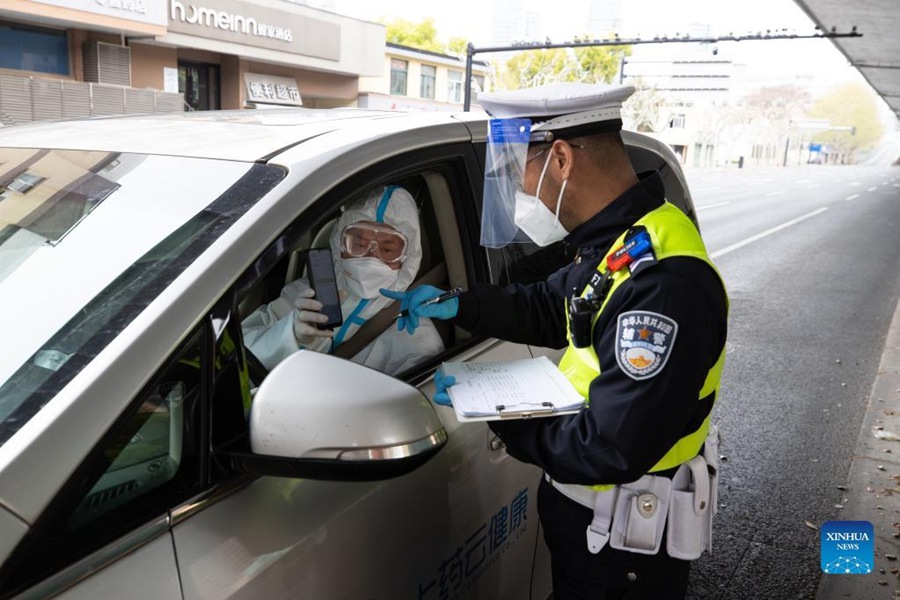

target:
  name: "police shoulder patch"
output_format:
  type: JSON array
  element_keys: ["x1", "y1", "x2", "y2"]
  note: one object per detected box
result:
[{"x1": 615, "y1": 310, "x2": 678, "y2": 381}]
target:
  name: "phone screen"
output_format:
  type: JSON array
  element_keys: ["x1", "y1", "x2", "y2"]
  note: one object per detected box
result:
[{"x1": 306, "y1": 248, "x2": 343, "y2": 330}]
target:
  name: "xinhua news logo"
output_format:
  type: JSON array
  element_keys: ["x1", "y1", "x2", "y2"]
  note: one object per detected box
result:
[{"x1": 820, "y1": 521, "x2": 874, "y2": 574}]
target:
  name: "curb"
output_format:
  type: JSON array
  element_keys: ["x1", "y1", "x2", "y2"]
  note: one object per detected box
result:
[{"x1": 817, "y1": 294, "x2": 900, "y2": 599}]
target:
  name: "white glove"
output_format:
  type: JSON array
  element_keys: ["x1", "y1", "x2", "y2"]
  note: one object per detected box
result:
[{"x1": 291, "y1": 286, "x2": 336, "y2": 346}]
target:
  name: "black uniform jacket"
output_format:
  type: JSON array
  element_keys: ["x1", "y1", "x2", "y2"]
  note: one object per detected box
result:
[{"x1": 453, "y1": 171, "x2": 728, "y2": 486}]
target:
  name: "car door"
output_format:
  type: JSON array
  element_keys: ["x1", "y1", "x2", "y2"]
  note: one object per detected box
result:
[{"x1": 170, "y1": 142, "x2": 550, "y2": 600}]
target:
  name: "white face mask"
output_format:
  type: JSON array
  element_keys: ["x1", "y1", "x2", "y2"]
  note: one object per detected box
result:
[
  {"x1": 513, "y1": 152, "x2": 569, "y2": 247},
  {"x1": 341, "y1": 256, "x2": 400, "y2": 299}
]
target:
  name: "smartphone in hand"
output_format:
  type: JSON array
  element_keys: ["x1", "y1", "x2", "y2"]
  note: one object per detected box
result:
[{"x1": 306, "y1": 248, "x2": 343, "y2": 330}]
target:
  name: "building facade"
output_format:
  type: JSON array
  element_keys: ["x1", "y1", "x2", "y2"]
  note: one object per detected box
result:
[
  {"x1": 357, "y1": 43, "x2": 490, "y2": 112},
  {"x1": 0, "y1": 0, "x2": 384, "y2": 125},
  {"x1": 623, "y1": 41, "x2": 739, "y2": 168}
]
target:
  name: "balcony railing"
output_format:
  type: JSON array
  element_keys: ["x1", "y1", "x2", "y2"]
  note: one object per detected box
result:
[{"x1": 0, "y1": 73, "x2": 185, "y2": 126}]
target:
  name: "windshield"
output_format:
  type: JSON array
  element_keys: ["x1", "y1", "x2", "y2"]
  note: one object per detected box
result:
[{"x1": 0, "y1": 149, "x2": 285, "y2": 445}]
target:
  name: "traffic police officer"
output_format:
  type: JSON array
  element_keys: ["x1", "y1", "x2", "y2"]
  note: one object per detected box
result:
[{"x1": 385, "y1": 82, "x2": 728, "y2": 599}]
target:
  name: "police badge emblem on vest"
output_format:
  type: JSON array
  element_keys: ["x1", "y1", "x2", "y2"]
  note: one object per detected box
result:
[{"x1": 615, "y1": 310, "x2": 678, "y2": 380}]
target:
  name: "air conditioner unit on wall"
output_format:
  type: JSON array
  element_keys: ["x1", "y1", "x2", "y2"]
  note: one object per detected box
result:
[{"x1": 83, "y1": 41, "x2": 131, "y2": 87}]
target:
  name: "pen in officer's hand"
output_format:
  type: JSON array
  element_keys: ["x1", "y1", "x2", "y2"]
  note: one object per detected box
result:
[{"x1": 395, "y1": 287, "x2": 463, "y2": 320}]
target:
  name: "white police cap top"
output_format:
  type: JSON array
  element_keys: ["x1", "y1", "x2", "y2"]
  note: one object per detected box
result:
[{"x1": 478, "y1": 82, "x2": 635, "y2": 140}]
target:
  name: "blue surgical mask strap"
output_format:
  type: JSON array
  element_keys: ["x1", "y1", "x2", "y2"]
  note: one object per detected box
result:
[{"x1": 332, "y1": 298, "x2": 370, "y2": 349}]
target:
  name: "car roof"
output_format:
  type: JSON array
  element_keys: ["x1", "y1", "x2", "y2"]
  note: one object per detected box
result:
[{"x1": 0, "y1": 108, "x2": 479, "y2": 162}]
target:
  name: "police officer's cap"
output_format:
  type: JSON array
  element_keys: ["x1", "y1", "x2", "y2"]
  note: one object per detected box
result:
[{"x1": 478, "y1": 82, "x2": 635, "y2": 143}]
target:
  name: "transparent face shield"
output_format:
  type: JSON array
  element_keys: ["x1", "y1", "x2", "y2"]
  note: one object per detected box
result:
[{"x1": 480, "y1": 118, "x2": 532, "y2": 249}]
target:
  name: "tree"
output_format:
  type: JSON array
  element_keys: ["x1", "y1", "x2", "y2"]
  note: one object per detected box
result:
[
  {"x1": 742, "y1": 84, "x2": 811, "y2": 141},
  {"x1": 573, "y1": 44, "x2": 630, "y2": 84},
  {"x1": 446, "y1": 37, "x2": 469, "y2": 59},
  {"x1": 497, "y1": 49, "x2": 576, "y2": 90},
  {"x1": 494, "y1": 42, "x2": 631, "y2": 90},
  {"x1": 383, "y1": 18, "x2": 472, "y2": 58},
  {"x1": 621, "y1": 80, "x2": 670, "y2": 133},
  {"x1": 384, "y1": 18, "x2": 446, "y2": 53},
  {"x1": 807, "y1": 83, "x2": 884, "y2": 160}
]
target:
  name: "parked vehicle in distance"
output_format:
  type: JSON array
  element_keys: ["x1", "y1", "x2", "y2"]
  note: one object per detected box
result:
[{"x1": 0, "y1": 108, "x2": 695, "y2": 599}]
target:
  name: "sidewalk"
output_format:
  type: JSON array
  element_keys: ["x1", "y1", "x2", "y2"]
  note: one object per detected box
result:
[{"x1": 817, "y1": 295, "x2": 900, "y2": 599}]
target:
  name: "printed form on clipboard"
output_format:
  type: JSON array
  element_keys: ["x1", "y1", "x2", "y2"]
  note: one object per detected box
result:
[{"x1": 441, "y1": 356, "x2": 585, "y2": 421}]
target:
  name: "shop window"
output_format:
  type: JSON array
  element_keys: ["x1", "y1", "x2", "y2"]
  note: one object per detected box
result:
[
  {"x1": 420, "y1": 65, "x2": 436, "y2": 100},
  {"x1": 390, "y1": 59, "x2": 408, "y2": 96},
  {"x1": 669, "y1": 114, "x2": 686, "y2": 129},
  {"x1": 179, "y1": 62, "x2": 220, "y2": 111},
  {"x1": 0, "y1": 22, "x2": 68, "y2": 76},
  {"x1": 447, "y1": 70, "x2": 462, "y2": 103}
]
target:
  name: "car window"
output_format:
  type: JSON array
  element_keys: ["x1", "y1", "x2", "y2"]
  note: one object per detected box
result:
[
  {"x1": 492, "y1": 242, "x2": 574, "y2": 287},
  {"x1": 236, "y1": 159, "x2": 477, "y2": 384},
  {"x1": 68, "y1": 330, "x2": 203, "y2": 530},
  {"x1": 1, "y1": 328, "x2": 205, "y2": 595},
  {"x1": 2, "y1": 304, "x2": 253, "y2": 596}
]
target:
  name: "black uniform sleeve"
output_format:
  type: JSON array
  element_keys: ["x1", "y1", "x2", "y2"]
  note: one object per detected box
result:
[
  {"x1": 489, "y1": 258, "x2": 727, "y2": 485},
  {"x1": 453, "y1": 267, "x2": 570, "y2": 349}
]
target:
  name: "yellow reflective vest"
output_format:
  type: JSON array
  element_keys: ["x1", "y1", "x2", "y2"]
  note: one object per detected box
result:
[{"x1": 557, "y1": 201, "x2": 727, "y2": 489}]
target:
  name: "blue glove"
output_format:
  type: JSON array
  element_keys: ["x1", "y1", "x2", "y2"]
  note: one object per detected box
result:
[
  {"x1": 380, "y1": 285, "x2": 460, "y2": 335},
  {"x1": 433, "y1": 369, "x2": 456, "y2": 406}
]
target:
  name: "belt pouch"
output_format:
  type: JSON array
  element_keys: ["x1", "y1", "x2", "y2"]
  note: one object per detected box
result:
[
  {"x1": 609, "y1": 475, "x2": 671, "y2": 555},
  {"x1": 703, "y1": 425, "x2": 720, "y2": 518},
  {"x1": 702, "y1": 426, "x2": 720, "y2": 553},
  {"x1": 666, "y1": 456, "x2": 711, "y2": 560}
]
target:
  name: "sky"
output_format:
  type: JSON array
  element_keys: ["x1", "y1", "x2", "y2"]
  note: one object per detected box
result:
[
  {"x1": 328, "y1": 0, "x2": 863, "y2": 91},
  {"x1": 335, "y1": 0, "x2": 817, "y2": 43}
]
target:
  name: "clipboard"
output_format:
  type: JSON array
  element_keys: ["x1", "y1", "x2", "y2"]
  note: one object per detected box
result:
[{"x1": 441, "y1": 356, "x2": 585, "y2": 422}]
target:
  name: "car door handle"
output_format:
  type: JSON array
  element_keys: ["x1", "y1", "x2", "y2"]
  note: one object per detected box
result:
[{"x1": 490, "y1": 435, "x2": 505, "y2": 451}]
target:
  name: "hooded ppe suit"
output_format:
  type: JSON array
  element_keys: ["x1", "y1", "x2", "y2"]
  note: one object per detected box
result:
[{"x1": 241, "y1": 186, "x2": 445, "y2": 375}]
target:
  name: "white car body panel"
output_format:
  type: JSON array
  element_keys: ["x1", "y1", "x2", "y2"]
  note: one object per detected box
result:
[
  {"x1": 173, "y1": 340, "x2": 541, "y2": 600},
  {"x1": 0, "y1": 110, "x2": 464, "y2": 162},
  {"x1": 53, "y1": 534, "x2": 181, "y2": 600}
]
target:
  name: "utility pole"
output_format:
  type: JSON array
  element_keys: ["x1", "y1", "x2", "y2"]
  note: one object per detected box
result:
[{"x1": 463, "y1": 29, "x2": 862, "y2": 112}]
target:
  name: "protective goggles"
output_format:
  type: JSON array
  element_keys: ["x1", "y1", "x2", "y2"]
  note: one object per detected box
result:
[{"x1": 340, "y1": 223, "x2": 408, "y2": 263}]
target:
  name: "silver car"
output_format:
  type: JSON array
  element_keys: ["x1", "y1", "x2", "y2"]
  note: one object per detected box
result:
[{"x1": 0, "y1": 109, "x2": 696, "y2": 599}]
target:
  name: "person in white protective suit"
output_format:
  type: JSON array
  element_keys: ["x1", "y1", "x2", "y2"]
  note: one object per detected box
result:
[{"x1": 241, "y1": 185, "x2": 445, "y2": 375}]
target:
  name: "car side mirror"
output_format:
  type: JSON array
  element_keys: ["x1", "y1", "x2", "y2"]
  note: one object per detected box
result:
[{"x1": 221, "y1": 350, "x2": 447, "y2": 481}]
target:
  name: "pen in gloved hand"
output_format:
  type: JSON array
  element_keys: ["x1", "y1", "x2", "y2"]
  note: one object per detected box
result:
[{"x1": 395, "y1": 287, "x2": 463, "y2": 320}]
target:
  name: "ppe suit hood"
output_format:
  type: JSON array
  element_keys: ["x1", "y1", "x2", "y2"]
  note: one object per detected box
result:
[{"x1": 329, "y1": 186, "x2": 423, "y2": 342}]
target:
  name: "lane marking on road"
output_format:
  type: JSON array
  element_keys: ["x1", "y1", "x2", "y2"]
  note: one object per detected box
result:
[
  {"x1": 710, "y1": 208, "x2": 829, "y2": 259},
  {"x1": 696, "y1": 201, "x2": 731, "y2": 210},
  {"x1": 846, "y1": 194, "x2": 860, "y2": 201},
  {"x1": 765, "y1": 190, "x2": 786, "y2": 196},
  {"x1": 868, "y1": 186, "x2": 878, "y2": 192}
]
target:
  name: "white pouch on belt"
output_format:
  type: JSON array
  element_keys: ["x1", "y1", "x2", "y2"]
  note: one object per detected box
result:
[
  {"x1": 703, "y1": 425, "x2": 720, "y2": 520},
  {"x1": 666, "y1": 455, "x2": 712, "y2": 560},
  {"x1": 609, "y1": 474, "x2": 672, "y2": 555}
]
